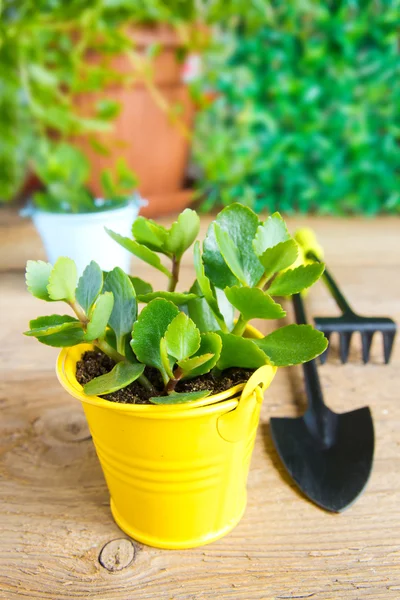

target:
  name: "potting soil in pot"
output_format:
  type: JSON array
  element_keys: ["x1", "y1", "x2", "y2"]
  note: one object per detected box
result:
[{"x1": 76, "y1": 350, "x2": 254, "y2": 405}]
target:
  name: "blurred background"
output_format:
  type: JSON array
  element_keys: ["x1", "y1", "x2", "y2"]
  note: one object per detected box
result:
[{"x1": 0, "y1": 0, "x2": 399, "y2": 270}]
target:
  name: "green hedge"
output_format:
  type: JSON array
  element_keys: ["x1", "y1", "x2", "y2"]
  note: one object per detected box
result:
[{"x1": 194, "y1": 2, "x2": 400, "y2": 215}]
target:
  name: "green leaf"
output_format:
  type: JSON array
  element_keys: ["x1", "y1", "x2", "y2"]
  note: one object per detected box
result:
[
  {"x1": 149, "y1": 390, "x2": 211, "y2": 405},
  {"x1": 138, "y1": 291, "x2": 197, "y2": 305},
  {"x1": 215, "y1": 288, "x2": 235, "y2": 331},
  {"x1": 164, "y1": 209, "x2": 200, "y2": 258},
  {"x1": 104, "y1": 268, "x2": 137, "y2": 354},
  {"x1": 178, "y1": 331, "x2": 222, "y2": 378},
  {"x1": 257, "y1": 239, "x2": 299, "y2": 280},
  {"x1": 253, "y1": 213, "x2": 290, "y2": 256},
  {"x1": 214, "y1": 223, "x2": 247, "y2": 285},
  {"x1": 101, "y1": 170, "x2": 115, "y2": 198},
  {"x1": 104, "y1": 329, "x2": 137, "y2": 364},
  {"x1": 216, "y1": 332, "x2": 268, "y2": 370},
  {"x1": 104, "y1": 272, "x2": 153, "y2": 298},
  {"x1": 25, "y1": 260, "x2": 53, "y2": 301},
  {"x1": 178, "y1": 353, "x2": 214, "y2": 375},
  {"x1": 76, "y1": 261, "x2": 103, "y2": 314},
  {"x1": 132, "y1": 216, "x2": 168, "y2": 252},
  {"x1": 187, "y1": 282, "x2": 220, "y2": 333},
  {"x1": 214, "y1": 288, "x2": 235, "y2": 331},
  {"x1": 254, "y1": 324, "x2": 328, "y2": 366},
  {"x1": 187, "y1": 282, "x2": 234, "y2": 334},
  {"x1": 268, "y1": 263, "x2": 325, "y2": 296},
  {"x1": 84, "y1": 292, "x2": 114, "y2": 341},
  {"x1": 47, "y1": 257, "x2": 77, "y2": 302},
  {"x1": 203, "y1": 203, "x2": 264, "y2": 288},
  {"x1": 35, "y1": 328, "x2": 85, "y2": 347},
  {"x1": 131, "y1": 299, "x2": 179, "y2": 375},
  {"x1": 26, "y1": 316, "x2": 84, "y2": 347},
  {"x1": 128, "y1": 276, "x2": 153, "y2": 296},
  {"x1": 83, "y1": 361, "x2": 145, "y2": 395},
  {"x1": 193, "y1": 241, "x2": 225, "y2": 326},
  {"x1": 105, "y1": 328, "x2": 117, "y2": 350},
  {"x1": 105, "y1": 229, "x2": 171, "y2": 278},
  {"x1": 28, "y1": 64, "x2": 58, "y2": 87},
  {"x1": 116, "y1": 158, "x2": 137, "y2": 190},
  {"x1": 96, "y1": 98, "x2": 121, "y2": 121},
  {"x1": 25, "y1": 314, "x2": 79, "y2": 337},
  {"x1": 160, "y1": 337, "x2": 175, "y2": 380},
  {"x1": 164, "y1": 312, "x2": 200, "y2": 361},
  {"x1": 225, "y1": 286, "x2": 286, "y2": 321}
]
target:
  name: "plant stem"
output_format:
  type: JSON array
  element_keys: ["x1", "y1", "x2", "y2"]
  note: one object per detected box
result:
[
  {"x1": 210, "y1": 365, "x2": 222, "y2": 378},
  {"x1": 231, "y1": 314, "x2": 248, "y2": 336},
  {"x1": 168, "y1": 255, "x2": 181, "y2": 292},
  {"x1": 264, "y1": 273, "x2": 278, "y2": 292},
  {"x1": 70, "y1": 288, "x2": 158, "y2": 395},
  {"x1": 256, "y1": 273, "x2": 270, "y2": 289},
  {"x1": 96, "y1": 339, "x2": 125, "y2": 363},
  {"x1": 69, "y1": 300, "x2": 89, "y2": 325},
  {"x1": 217, "y1": 318, "x2": 229, "y2": 333},
  {"x1": 164, "y1": 366, "x2": 184, "y2": 394},
  {"x1": 138, "y1": 374, "x2": 156, "y2": 394}
]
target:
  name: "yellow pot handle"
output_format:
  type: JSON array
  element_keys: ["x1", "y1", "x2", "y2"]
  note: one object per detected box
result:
[
  {"x1": 294, "y1": 227, "x2": 324, "y2": 261},
  {"x1": 217, "y1": 365, "x2": 276, "y2": 443}
]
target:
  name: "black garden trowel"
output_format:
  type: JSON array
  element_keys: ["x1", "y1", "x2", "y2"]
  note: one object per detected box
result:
[{"x1": 270, "y1": 293, "x2": 374, "y2": 512}]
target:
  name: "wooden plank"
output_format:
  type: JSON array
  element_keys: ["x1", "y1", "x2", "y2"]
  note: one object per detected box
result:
[
  {"x1": 1, "y1": 206, "x2": 400, "y2": 271},
  {"x1": 0, "y1": 213, "x2": 400, "y2": 599}
]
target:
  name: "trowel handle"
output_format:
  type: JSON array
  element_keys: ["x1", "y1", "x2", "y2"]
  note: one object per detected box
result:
[
  {"x1": 293, "y1": 293, "x2": 337, "y2": 449},
  {"x1": 295, "y1": 228, "x2": 354, "y2": 316},
  {"x1": 317, "y1": 260, "x2": 355, "y2": 316},
  {"x1": 292, "y1": 294, "x2": 329, "y2": 417}
]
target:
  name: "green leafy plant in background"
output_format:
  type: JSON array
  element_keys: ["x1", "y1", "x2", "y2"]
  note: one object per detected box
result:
[
  {"x1": 31, "y1": 139, "x2": 137, "y2": 213},
  {"x1": 0, "y1": 0, "x2": 206, "y2": 202},
  {"x1": 25, "y1": 204, "x2": 327, "y2": 404},
  {"x1": 193, "y1": 1, "x2": 400, "y2": 215}
]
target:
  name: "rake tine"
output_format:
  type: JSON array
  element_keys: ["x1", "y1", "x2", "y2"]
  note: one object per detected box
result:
[
  {"x1": 319, "y1": 332, "x2": 330, "y2": 364},
  {"x1": 383, "y1": 331, "x2": 396, "y2": 364},
  {"x1": 339, "y1": 332, "x2": 352, "y2": 364},
  {"x1": 361, "y1": 332, "x2": 374, "y2": 364},
  {"x1": 296, "y1": 229, "x2": 397, "y2": 365}
]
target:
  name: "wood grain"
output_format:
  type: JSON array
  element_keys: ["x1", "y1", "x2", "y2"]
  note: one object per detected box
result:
[{"x1": 1, "y1": 209, "x2": 399, "y2": 599}]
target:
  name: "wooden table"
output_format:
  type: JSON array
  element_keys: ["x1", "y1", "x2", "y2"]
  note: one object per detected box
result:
[{"x1": 1, "y1": 209, "x2": 399, "y2": 599}]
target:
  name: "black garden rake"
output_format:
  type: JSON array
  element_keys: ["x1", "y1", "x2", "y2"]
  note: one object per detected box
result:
[{"x1": 295, "y1": 229, "x2": 397, "y2": 365}]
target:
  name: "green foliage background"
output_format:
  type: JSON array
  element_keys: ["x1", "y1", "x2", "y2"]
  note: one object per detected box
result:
[
  {"x1": 0, "y1": 0, "x2": 201, "y2": 202},
  {"x1": 194, "y1": 1, "x2": 400, "y2": 215}
]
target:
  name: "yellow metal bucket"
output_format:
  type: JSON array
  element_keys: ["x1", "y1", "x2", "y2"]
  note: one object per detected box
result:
[{"x1": 56, "y1": 327, "x2": 276, "y2": 549}]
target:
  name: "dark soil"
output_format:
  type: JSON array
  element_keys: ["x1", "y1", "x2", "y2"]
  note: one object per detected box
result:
[{"x1": 76, "y1": 350, "x2": 255, "y2": 405}]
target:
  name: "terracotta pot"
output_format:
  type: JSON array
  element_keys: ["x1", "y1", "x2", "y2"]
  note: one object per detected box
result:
[
  {"x1": 73, "y1": 26, "x2": 195, "y2": 217},
  {"x1": 140, "y1": 188, "x2": 194, "y2": 218}
]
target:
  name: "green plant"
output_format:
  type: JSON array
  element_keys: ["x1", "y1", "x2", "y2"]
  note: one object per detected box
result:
[
  {"x1": 0, "y1": 0, "x2": 205, "y2": 202},
  {"x1": 25, "y1": 204, "x2": 327, "y2": 404},
  {"x1": 194, "y1": 2, "x2": 400, "y2": 215},
  {"x1": 31, "y1": 140, "x2": 137, "y2": 213}
]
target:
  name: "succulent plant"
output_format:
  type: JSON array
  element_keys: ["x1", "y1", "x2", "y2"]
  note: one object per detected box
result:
[{"x1": 25, "y1": 204, "x2": 328, "y2": 403}]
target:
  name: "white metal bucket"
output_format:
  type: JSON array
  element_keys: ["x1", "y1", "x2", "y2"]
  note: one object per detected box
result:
[{"x1": 31, "y1": 199, "x2": 143, "y2": 274}]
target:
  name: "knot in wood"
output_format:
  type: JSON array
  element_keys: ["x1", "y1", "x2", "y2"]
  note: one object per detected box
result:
[{"x1": 99, "y1": 538, "x2": 135, "y2": 572}]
